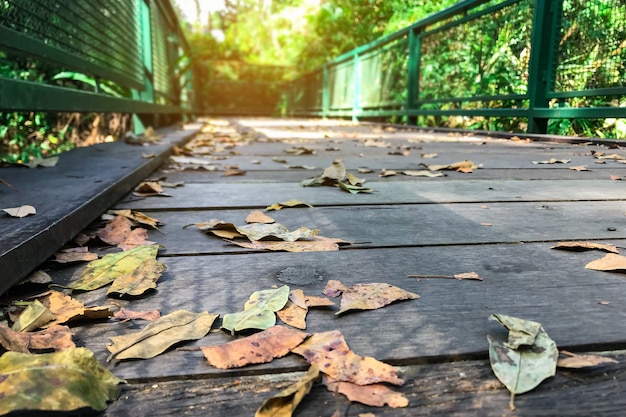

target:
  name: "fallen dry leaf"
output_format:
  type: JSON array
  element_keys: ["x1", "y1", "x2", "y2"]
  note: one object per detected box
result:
[
  {"x1": 245, "y1": 211, "x2": 275, "y2": 224},
  {"x1": 379, "y1": 169, "x2": 398, "y2": 177},
  {"x1": 53, "y1": 247, "x2": 99, "y2": 263},
  {"x1": 2, "y1": 205, "x2": 36, "y2": 218},
  {"x1": 107, "y1": 258, "x2": 167, "y2": 297},
  {"x1": 551, "y1": 241, "x2": 619, "y2": 253},
  {"x1": 324, "y1": 377, "x2": 409, "y2": 408},
  {"x1": 322, "y1": 279, "x2": 349, "y2": 298},
  {"x1": 0, "y1": 323, "x2": 74, "y2": 353},
  {"x1": 256, "y1": 365, "x2": 319, "y2": 417},
  {"x1": 292, "y1": 330, "x2": 403, "y2": 385},
  {"x1": 610, "y1": 175, "x2": 623, "y2": 181},
  {"x1": 532, "y1": 158, "x2": 570, "y2": 164},
  {"x1": 107, "y1": 310, "x2": 217, "y2": 362},
  {"x1": 363, "y1": 139, "x2": 392, "y2": 148},
  {"x1": 201, "y1": 325, "x2": 307, "y2": 369},
  {"x1": 305, "y1": 295, "x2": 335, "y2": 307},
  {"x1": 422, "y1": 160, "x2": 481, "y2": 173},
  {"x1": 35, "y1": 290, "x2": 113, "y2": 327},
  {"x1": 329, "y1": 281, "x2": 419, "y2": 315},
  {"x1": 585, "y1": 253, "x2": 626, "y2": 271},
  {"x1": 96, "y1": 215, "x2": 132, "y2": 245},
  {"x1": 108, "y1": 209, "x2": 161, "y2": 229},
  {"x1": 401, "y1": 170, "x2": 444, "y2": 177},
  {"x1": 113, "y1": 308, "x2": 161, "y2": 323},
  {"x1": 225, "y1": 236, "x2": 348, "y2": 253},
  {"x1": 277, "y1": 300, "x2": 307, "y2": 329},
  {"x1": 224, "y1": 169, "x2": 246, "y2": 176},
  {"x1": 557, "y1": 350, "x2": 618, "y2": 368},
  {"x1": 265, "y1": 200, "x2": 313, "y2": 211},
  {"x1": 118, "y1": 228, "x2": 156, "y2": 251},
  {"x1": 421, "y1": 153, "x2": 438, "y2": 159},
  {"x1": 133, "y1": 181, "x2": 170, "y2": 197},
  {"x1": 23, "y1": 156, "x2": 59, "y2": 168},
  {"x1": 222, "y1": 286, "x2": 289, "y2": 334},
  {"x1": 11, "y1": 300, "x2": 55, "y2": 331},
  {"x1": 569, "y1": 166, "x2": 590, "y2": 171}
]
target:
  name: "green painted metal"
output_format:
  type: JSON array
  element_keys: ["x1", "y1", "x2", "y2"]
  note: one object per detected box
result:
[
  {"x1": 0, "y1": 0, "x2": 193, "y2": 115},
  {"x1": 287, "y1": 0, "x2": 626, "y2": 134}
]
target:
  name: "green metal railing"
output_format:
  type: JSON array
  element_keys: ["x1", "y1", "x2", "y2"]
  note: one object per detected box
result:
[
  {"x1": 0, "y1": 0, "x2": 193, "y2": 116},
  {"x1": 288, "y1": 0, "x2": 626, "y2": 134}
]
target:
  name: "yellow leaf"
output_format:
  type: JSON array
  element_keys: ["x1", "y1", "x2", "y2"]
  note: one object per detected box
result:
[
  {"x1": 585, "y1": 253, "x2": 626, "y2": 271},
  {"x1": 107, "y1": 258, "x2": 167, "y2": 297},
  {"x1": 11, "y1": 300, "x2": 55, "y2": 332},
  {"x1": 256, "y1": 365, "x2": 319, "y2": 417},
  {"x1": 70, "y1": 244, "x2": 159, "y2": 291}
]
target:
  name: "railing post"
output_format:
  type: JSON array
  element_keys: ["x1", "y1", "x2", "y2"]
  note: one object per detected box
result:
[
  {"x1": 322, "y1": 64, "x2": 329, "y2": 118},
  {"x1": 527, "y1": 0, "x2": 556, "y2": 134},
  {"x1": 406, "y1": 28, "x2": 421, "y2": 126},
  {"x1": 352, "y1": 54, "x2": 361, "y2": 122},
  {"x1": 132, "y1": 0, "x2": 156, "y2": 133}
]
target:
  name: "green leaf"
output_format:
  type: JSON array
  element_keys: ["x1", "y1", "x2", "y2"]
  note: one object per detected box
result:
[
  {"x1": 106, "y1": 310, "x2": 217, "y2": 362},
  {"x1": 0, "y1": 348, "x2": 125, "y2": 414},
  {"x1": 487, "y1": 314, "x2": 558, "y2": 410},
  {"x1": 490, "y1": 313, "x2": 542, "y2": 349},
  {"x1": 70, "y1": 244, "x2": 159, "y2": 291},
  {"x1": 222, "y1": 285, "x2": 290, "y2": 333}
]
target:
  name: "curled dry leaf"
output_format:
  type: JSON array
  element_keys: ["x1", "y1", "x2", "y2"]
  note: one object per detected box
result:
[
  {"x1": 23, "y1": 156, "x2": 59, "y2": 168},
  {"x1": 304, "y1": 295, "x2": 335, "y2": 307},
  {"x1": 292, "y1": 330, "x2": 404, "y2": 385},
  {"x1": 422, "y1": 160, "x2": 481, "y2": 173},
  {"x1": 225, "y1": 236, "x2": 348, "y2": 253},
  {"x1": 322, "y1": 160, "x2": 346, "y2": 180},
  {"x1": 379, "y1": 169, "x2": 398, "y2": 177},
  {"x1": 118, "y1": 228, "x2": 157, "y2": 251},
  {"x1": 569, "y1": 166, "x2": 590, "y2": 171},
  {"x1": 585, "y1": 253, "x2": 626, "y2": 271},
  {"x1": 108, "y1": 209, "x2": 161, "y2": 229},
  {"x1": 265, "y1": 199, "x2": 313, "y2": 211},
  {"x1": 11, "y1": 300, "x2": 55, "y2": 332},
  {"x1": 323, "y1": 279, "x2": 349, "y2": 298},
  {"x1": 113, "y1": 308, "x2": 161, "y2": 323},
  {"x1": 551, "y1": 241, "x2": 619, "y2": 254},
  {"x1": 401, "y1": 170, "x2": 444, "y2": 177},
  {"x1": 202, "y1": 325, "x2": 308, "y2": 369},
  {"x1": 35, "y1": 290, "x2": 113, "y2": 328},
  {"x1": 256, "y1": 365, "x2": 319, "y2": 417},
  {"x1": 0, "y1": 323, "x2": 75, "y2": 353},
  {"x1": 53, "y1": 247, "x2": 99, "y2": 264},
  {"x1": 245, "y1": 210, "x2": 275, "y2": 224},
  {"x1": 2, "y1": 205, "x2": 36, "y2": 218},
  {"x1": 107, "y1": 310, "x2": 217, "y2": 362},
  {"x1": 557, "y1": 350, "x2": 618, "y2": 368},
  {"x1": 324, "y1": 377, "x2": 409, "y2": 408},
  {"x1": 224, "y1": 169, "x2": 246, "y2": 176},
  {"x1": 133, "y1": 181, "x2": 170, "y2": 197},
  {"x1": 488, "y1": 314, "x2": 558, "y2": 410}
]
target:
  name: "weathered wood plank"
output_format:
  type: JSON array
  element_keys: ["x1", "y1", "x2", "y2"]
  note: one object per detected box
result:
[
  {"x1": 104, "y1": 350, "x2": 626, "y2": 416},
  {"x1": 104, "y1": 201, "x2": 626, "y2": 256},
  {"x1": 114, "y1": 179, "x2": 626, "y2": 210},
  {"x1": 0, "y1": 124, "x2": 202, "y2": 293},
  {"x1": 53, "y1": 243, "x2": 626, "y2": 380}
]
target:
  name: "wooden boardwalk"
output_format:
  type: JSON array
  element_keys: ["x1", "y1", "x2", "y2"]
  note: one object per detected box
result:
[{"x1": 3, "y1": 117, "x2": 626, "y2": 416}]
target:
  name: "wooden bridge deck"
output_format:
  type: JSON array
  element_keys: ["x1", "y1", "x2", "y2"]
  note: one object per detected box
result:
[{"x1": 2, "y1": 117, "x2": 626, "y2": 416}]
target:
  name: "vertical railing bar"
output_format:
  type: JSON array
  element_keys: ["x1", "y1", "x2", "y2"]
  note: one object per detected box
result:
[{"x1": 353, "y1": 53, "x2": 361, "y2": 122}]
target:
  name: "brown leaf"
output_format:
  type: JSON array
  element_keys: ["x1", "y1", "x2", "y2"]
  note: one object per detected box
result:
[
  {"x1": 333, "y1": 281, "x2": 419, "y2": 315},
  {"x1": 133, "y1": 181, "x2": 170, "y2": 197},
  {"x1": 292, "y1": 330, "x2": 403, "y2": 385},
  {"x1": 245, "y1": 211, "x2": 276, "y2": 224},
  {"x1": 201, "y1": 325, "x2": 307, "y2": 369},
  {"x1": 256, "y1": 365, "x2": 319, "y2": 417},
  {"x1": 421, "y1": 153, "x2": 438, "y2": 158},
  {"x1": 569, "y1": 166, "x2": 591, "y2": 172},
  {"x1": 224, "y1": 169, "x2": 246, "y2": 176},
  {"x1": 118, "y1": 228, "x2": 156, "y2": 251},
  {"x1": 322, "y1": 280, "x2": 349, "y2": 298},
  {"x1": 453, "y1": 272, "x2": 483, "y2": 280},
  {"x1": 225, "y1": 236, "x2": 344, "y2": 252},
  {"x1": 0, "y1": 323, "x2": 74, "y2": 353},
  {"x1": 113, "y1": 308, "x2": 161, "y2": 323},
  {"x1": 265, "y1": 199, "x2": 313, "y2": 211},
  {"x1": 557, "y1": 351, "x2": 618, "y2": 368},
  {"x1": 379, "y1": 169, "x2": 398, "y2": 177},
  {"x1": 96, "y1": 216, "x2": 132, "y2": 245},
  {"x1": 53, "y1": 247, "x2": 99, "y2": 263},
  {"x1": 37, "y1": 290, "x2": 112, "y2": 327},
  {"x1": 552, "y1": 241, "x2": 619, "y2": 254},
  {"x1": 585, "y1": 253, "x2": 626, "y2": 271},
  {"x1": 108, "y1": 209, "x2": 161, "y2": 228},
  {"x1": 322, "y1": 160, "x2": 346, "y2": 180},
  {"x1": 610, "y1": 175, "x2": 623, "y2": 181},
  {"x1": 107, "y1": 258, "x2": 167, "y2": 297},
  {"x1": 304, "y1": 295, "x2": 335, "y2": 307},
  {"x1": 277, "y1": 301, "x2": 308, "y2": 329},
  {"x1": 324, "y1": 377, "x2": 409, "y2": 408}
]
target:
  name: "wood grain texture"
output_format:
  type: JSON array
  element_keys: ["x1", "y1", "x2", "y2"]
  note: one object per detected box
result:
[
  {"x1": 51, "y1": 243, "x2": 626, "y2": 380},
  {"x1": 105, "y1": 350, "x2": 626, "y2": 416}
]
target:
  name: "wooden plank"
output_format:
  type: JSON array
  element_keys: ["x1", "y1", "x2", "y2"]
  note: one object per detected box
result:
[
  {"x1": 114, "y1": 201, "x2": 626, "y2": 256},
  {"x1": 114, "y1": 178, "x2": 626, "y2": 209},
  {"x1": 56, "y1": 243, "x2": 626, "y2": 380},
  {"x1": 153, "y1": 167, "x2": 626, "y2": 184},
  {"x1": 0, "y1": 124, "x2": 202, "y2": 293},
  {"x1": 104, "y1": 350, "x2": 626, "y2": 416}
]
